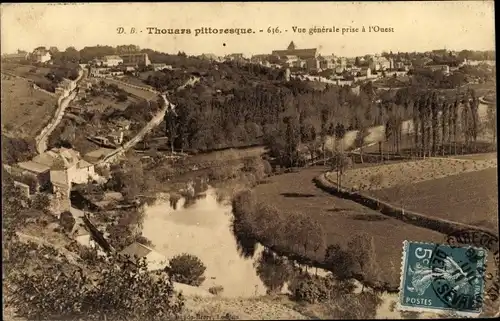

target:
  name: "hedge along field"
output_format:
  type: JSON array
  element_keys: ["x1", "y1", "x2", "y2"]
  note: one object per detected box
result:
[
  {"x1": 325, "y1": 157, "x2": 497, "y2": 191},
  {"x1": 368, "y1": 167, "x2": 498, "y2": 231},
  {"x1": 249, "y1": 167, "x2": 444, "y2": 289}
]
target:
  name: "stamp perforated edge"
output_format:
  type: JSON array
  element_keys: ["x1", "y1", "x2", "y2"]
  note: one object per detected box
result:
[{"x1": 396, "y1": 240, "x2": 488, "y2": 318}]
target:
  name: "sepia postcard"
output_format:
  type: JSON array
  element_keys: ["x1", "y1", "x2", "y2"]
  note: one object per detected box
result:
[{"x1": 1, "y1": 1, "x2": 498, "y2": 320}]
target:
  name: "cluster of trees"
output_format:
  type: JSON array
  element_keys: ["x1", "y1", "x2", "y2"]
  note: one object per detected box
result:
[
  {"x1": 2, "y1": 135, "x2": 37, "y2": 164},
  {"x1": 231, "y1": 189, "x2": 381, "y2": 287},
  {"x1": 4, "y1": 237, "x2": 185, "y2": 321}
]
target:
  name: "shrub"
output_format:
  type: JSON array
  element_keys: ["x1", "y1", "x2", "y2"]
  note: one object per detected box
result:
[
  {"x1": 208, "y1": 285, "x2": 224, "y2": 296},
  {"x1": 167, "y1": 253, "x2": 206, "y2": 286},
  {"x1": 289, "y1": 274, "x2": 334, "y2": 304}
]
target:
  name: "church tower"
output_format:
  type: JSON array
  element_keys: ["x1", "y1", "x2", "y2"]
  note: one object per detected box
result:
[{"x1": 287, "y1": 41, "x2": 296, "y2": 50}]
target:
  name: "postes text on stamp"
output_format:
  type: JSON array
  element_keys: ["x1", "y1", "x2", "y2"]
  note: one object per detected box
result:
[{"x1": 398, "y1": 241, "x2": 486, "y2": 316}]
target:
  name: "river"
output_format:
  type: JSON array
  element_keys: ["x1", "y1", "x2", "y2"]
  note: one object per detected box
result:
[
  {"x1": 141, "y1": 187, "x2": 448, "y2": 318},
  {"x1": 142, "y1": 188, "x2": 269, "y2": 297}
]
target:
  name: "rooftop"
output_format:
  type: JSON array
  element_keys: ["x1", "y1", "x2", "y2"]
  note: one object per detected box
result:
[
  {"x1": 104, "y1": 55, "x2": 123, "y2": 60},
  {"x1": 17, "y1": 161, "x2": 50, "y2": 174},
  {"x1": 32, "y1": 148, "x2": 82, "y2": 170},
  {"x1": 120, "y1": 242, "x2": 154, "y2": 259}
]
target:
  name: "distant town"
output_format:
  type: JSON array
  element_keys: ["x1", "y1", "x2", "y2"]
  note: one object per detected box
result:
[{"x1": 2, "y1": 41, "x2": 496, "y2": 87}]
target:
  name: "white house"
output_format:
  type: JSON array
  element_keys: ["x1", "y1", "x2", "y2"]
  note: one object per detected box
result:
[
  {"x1": 120, "y1": 242, "x2": 168, "y2": 271},
  {"x1": 102, "y1": 55, "x2": 123, "y2": 67},
  {"x1": 32, "y1": 148, "x2": 96, "y2": 192},
  {"x1": 32, "y1": 49, "x2": 51, "y2": 63}
]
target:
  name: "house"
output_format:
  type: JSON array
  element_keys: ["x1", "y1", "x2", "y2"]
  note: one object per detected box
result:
[
  {"x1": 10, "y1": 161, "x2": 51, "y2": 194},
  {"x1": 119, "y1": 53, "x2": 151, "y2": 67},
  {"x1": 151, "y1": 63, "x2": 172, "y2": 71},
  {"x1": 102, "y1": 55, "x2": 123, "y2": 67},
  {"x1": 32, "y1": 48, "x2": 51, "y2": 63},
  {"x1": 101, "y1": 56, "x2": 122, "y2": 67},
  {"x1": 107, "y1": 130, "x2": 124, "y2": 145},
  {"x1": 32, "y1": 148, "x2": 96, "y2": 192},
  {"x1": 198, "y1": 53, "x2": 220, "y2": 61},
  {"x1": 67, "y1": 215, "x2": 94, "y2": 247},
  {"x1": 369, "y1": 56, "x2": 391, "y2": 71},
  {"x1": 120, "y1": 242, "x2": 168, "y2": 271},
  {"x1": 319, "y1": 56, "x2": 336, "y2": 70},
  {"x1": 2, "y1": 52, "x2": 30, "y2": 63},
  {"x1": 225, "y1": 53, "x2": 245, "y2": 61},
  {"x1": 426, "y1": 64, "x2": 450, "y2": 75}
]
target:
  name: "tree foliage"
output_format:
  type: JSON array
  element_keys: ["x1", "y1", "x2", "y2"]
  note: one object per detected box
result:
[
  {"x1": 167, "y1": 253, "x2": 207, "y2": 287},
  {"x1": 5, "y1": 240, "x2": 184, "y2": 321}
]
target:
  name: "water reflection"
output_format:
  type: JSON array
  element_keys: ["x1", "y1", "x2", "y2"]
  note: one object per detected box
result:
[{"x1": 142, "y1": 188, "x2": 268, "y2": 297}]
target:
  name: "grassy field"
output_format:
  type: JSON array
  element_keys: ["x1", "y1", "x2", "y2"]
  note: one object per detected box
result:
[
  {"x1": 252, "y1": 166, "x2": 444, "y2": 287},
  {"x1": 368, "y1": 167, "x2": 498, "y2": 230},
  {"x1": 2, "y1": 63, "x2": 53, "y2": 86},
  {"x1": 327, "y1": 157, "x2": 497, "y2": 191},
  {"x1": 103, "y1": 78, "x2": 157, "y2": 101},
  {"x1": 1, "y1": 75, "x2": 58, "y2": 138}
]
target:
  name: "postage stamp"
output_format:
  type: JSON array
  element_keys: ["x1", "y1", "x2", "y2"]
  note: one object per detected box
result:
[{"x1": 398, "y1": 240, "x2": 487, "y2": 316}]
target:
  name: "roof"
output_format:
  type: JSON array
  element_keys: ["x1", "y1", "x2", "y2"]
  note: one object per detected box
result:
[
  {"x1": 287, "y1": 41, "x2": 296, "y2": 50},
  {"x1": 120, "y1": 242, "x2": 153, "y2": 259},
  {"x1": 33, "y1": 148, "x2": 81, "y2": 170},
  {"x1": 3, "y1": 53, "x2": 28, "y2": 59},
  {"x1": 77, "y1": 159, "x2": 93, "y2": 169},
  {"x1": 104, "y1": 55, "x2": 123, "y2": 60},
  {"x1": 17, "y1": 161, "x2": 50, "y2": 174},
  {"x1": 272, "y1": 48, "x2": 317, "y2": 59}
]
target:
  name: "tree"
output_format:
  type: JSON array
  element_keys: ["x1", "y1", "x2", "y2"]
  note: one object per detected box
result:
[
  {"x1": 329, "y1": 152, "x2": 353, "y2": 189},
  {"x1": 167, "y1": 253, "x2": 206, "y2": 286},
  {"x1": 354, "y1": 127, "x2": 370, "y2": 163},
  {"x1": 347, "y1": 234, "x2": 380, "y2": 291},
  {"x1": 255, "y1": 248, "x2": 293, "y2": 294},
  {"x1": 165, "y1": 105, "x2": 178, "y2": 154},
  {"x1": 324, "y1": 244, "x2": 356, "y2": 280}
]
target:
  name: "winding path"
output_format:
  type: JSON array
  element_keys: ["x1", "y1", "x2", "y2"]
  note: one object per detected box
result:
[{"x1": 35, "y1": 68, "x2": 87, "y2": 154}]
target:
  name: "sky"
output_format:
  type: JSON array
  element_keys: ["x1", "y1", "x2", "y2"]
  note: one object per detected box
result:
[{"x1": 0, "y1": 2, "x2": 495, "y2": 57}]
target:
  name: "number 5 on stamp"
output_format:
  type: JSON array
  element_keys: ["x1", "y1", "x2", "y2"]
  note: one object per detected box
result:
[{"x1": 398, "y1": 240, "x2": 487, "y2": 317}]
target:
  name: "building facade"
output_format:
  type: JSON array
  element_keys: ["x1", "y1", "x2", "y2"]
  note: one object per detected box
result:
[
  {"x1": 119, "y1": 53, "x2": 151, "y2": 67},
  {"x1": 102, "y1": 55, "x2": 124, "y2": 67}
]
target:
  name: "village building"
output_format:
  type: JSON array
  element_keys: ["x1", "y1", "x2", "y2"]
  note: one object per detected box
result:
[
  {"x1": 32, "y1": 48, "x2": 52, "y2": 63},
  {"x1": 2, "y1": 52, "x2": 30, "y2": 63},
  {"x1": 31, "y1": 148, "x2": 96, "y2": 192},
  {"x1": 151, "y1": 63, "x2": 172, "y2": 71},
  {"x1": 120, "y1": 242, "x2": 169, "y2": 271},
  {"x1": 102, "y1": 55, "x2": 123, "y2": 67},
  {"x1": 425, "y1": 64, "x2": 450, "y2": 75},
  {"x1": 272, "y1": 41, "x2": 319, "y2": 72},
  {"x1": 119, "y1": 53, "x2": 151, "y2": 67}
]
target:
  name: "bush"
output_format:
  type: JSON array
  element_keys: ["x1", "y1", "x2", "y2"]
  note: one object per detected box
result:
[
  {"x1": 208, "y1": 164, "x2": 239, "y2": 181},
  {"x1": 167, "y1": 253, "x2": 206, "y2": 286},
  {"x1": 208, "y1": 285, "x2": 224, "y2": 296},
  {"x1": 289, "y1": 274, "x2": 334, "y2": 304}
]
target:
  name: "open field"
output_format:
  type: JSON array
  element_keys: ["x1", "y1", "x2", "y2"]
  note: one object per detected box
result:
[
  {"x1": 80, "y1": 93, "x2": 141, "y2": 113},
  {"x1": 2, "y1": 63, "x2": 53, "y2": 86},
  {"x1": 326, "y1": 157, "x2": 497, "y2": 191},
  {"x1": 368, "y1": 167, "x2": 498, "y2": 230},
  {"x1": 1, "y1": 76, "x2": 58, "y2": 138},
  {"x1": 103, "y1": 78, "x2": 158, "y2": 101},
  {"x1": 252, "y1": 167, "x2": 444, "y2": 287}
]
